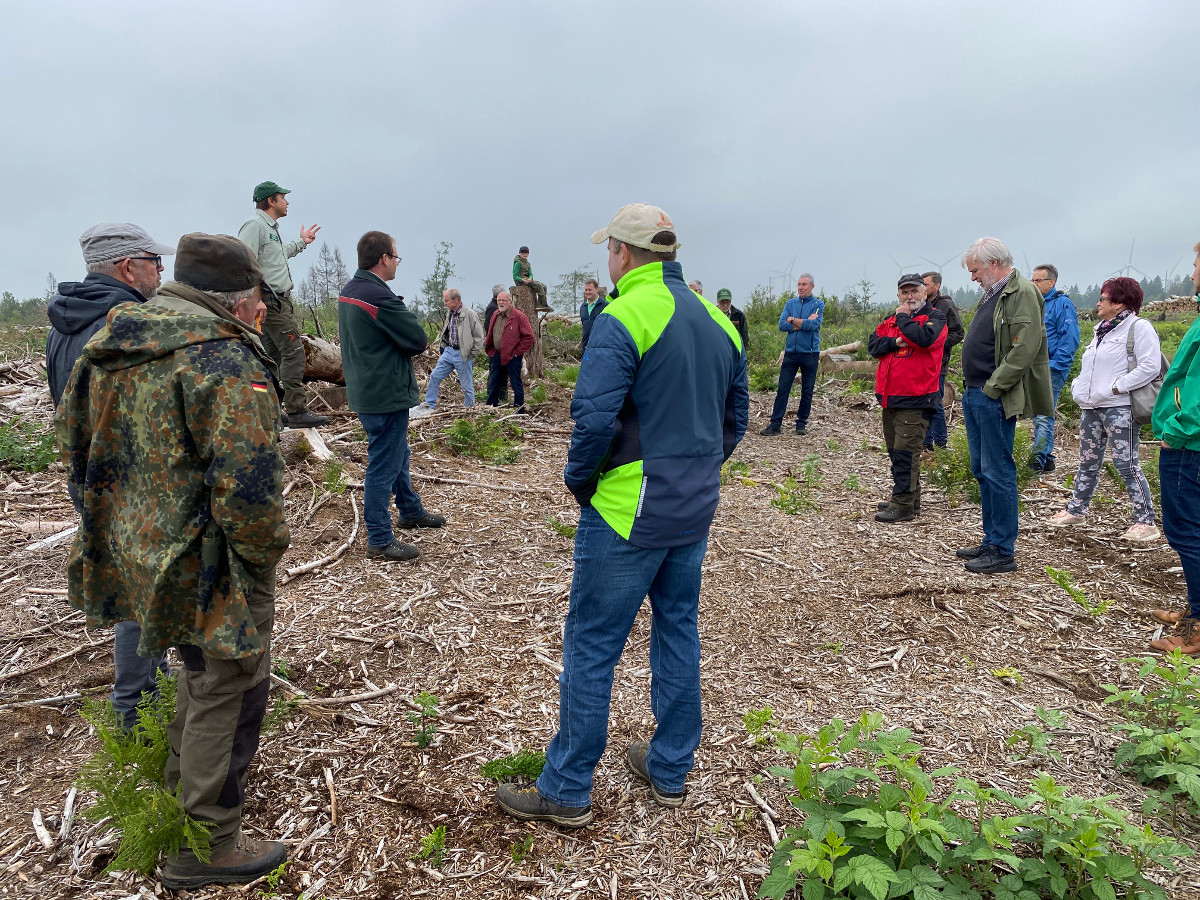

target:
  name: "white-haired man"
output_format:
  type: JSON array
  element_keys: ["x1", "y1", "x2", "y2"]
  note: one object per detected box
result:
[
  {"x1": 956, "y1": 237, "x2": 1052, "y2": 574},
  {"x1": 412, "y1": 288, "x2": 484, "y2": 416}
]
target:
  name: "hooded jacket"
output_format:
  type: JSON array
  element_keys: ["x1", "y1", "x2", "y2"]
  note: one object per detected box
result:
[
  {"x1": 1043, "y1": 288, "x2": 1082, "y2": 373},
  {"x1": 55, "y1": 281, "x2": 289, "y2": 659},
  {"x1": 868, "y1": 300, "x2": 948, "y2": 408},
  {"x1": 46, "y1": 274, "x2": 147, "y2": 406}
]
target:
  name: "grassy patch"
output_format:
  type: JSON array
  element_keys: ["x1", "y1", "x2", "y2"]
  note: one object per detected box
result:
[
  {"x1": 480, "y1": 749, "x2": 547, "y2": 781},
  {"x1": 442, "y1": 414, "x2": 523, "y2": 464},
  {"x1": 549, "y1": 365, "x2": 580, "y2": 387},
  {"x1": 545, "y1": 515, "x2": 577, "y2": 538},
  {"x1": 0, "y1": 418, "x2": 57, "y2": 472},
  {"x1": 926, "y1": 424, "x2": 1036, "y2": 506},
  {"x1": 529, "y1": 383, "x2": 548, "y2": 405}
]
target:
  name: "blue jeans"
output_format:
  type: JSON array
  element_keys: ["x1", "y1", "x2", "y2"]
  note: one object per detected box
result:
[
  {"x1": 926, "y1": 370, "x2": 949, "y2": 448},
  {"x1": 537, "y1": 506, "x2": 708, "y2": 806},
  {"x1": 357, "y1": 409, "x2": 425, "y2": 548},
  {"x1": 113, "y1": 619, "x2": 168, "y2": 731},
  {"x1": 1160, "y1": 448, "x2": 1200, "y2": 619},
  {"x1": 962, "y1": 386, "x2": 1018, "y2": 556},
  {"x1": 1031, "y1": 367, "x2": 1070, "y2": 466},
  {"x1": 424, "y1": 347, "x2": 475, "y2": 407},
  {"x1": 770, "y1": 351, "x2": 820, "y2": 429}
]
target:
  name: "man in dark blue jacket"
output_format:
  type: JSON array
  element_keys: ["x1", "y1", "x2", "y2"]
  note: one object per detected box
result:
[
  {"x1": 46, "y1": 222, "x2": 175, "y2": 730},
  {"x1": 578, "y1": 277, "x2": 608, "y2": 352},
  {"x1": 1029, "y1": 264, "x2": 1080, "y2": 473},
  {"x1": 762, "y1": 273, "x2": 823, "y2": 435},
  {"x1": 496, "y1": 203, "x2": 748, "y2": 827}
]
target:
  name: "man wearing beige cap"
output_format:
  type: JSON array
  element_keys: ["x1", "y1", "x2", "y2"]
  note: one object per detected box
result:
[
  {"x1": 57, "y1": 234, "x2": 290, "y2": 888},
  {"x1": 239, "y1": 181, "x2": 327, "y2": 428},
  {"x1": 496, "y1": 203, "x2": 749, "y2": 827},
  {"x1": 47, "y1": 223, "x2": 175, "y2": 733}
]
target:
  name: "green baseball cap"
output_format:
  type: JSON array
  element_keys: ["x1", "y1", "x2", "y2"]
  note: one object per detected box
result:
[
  {"x1": 252, "y1": 181, "x2": 290, "y2": 202},
  {"x1": 716, "y1": 288, "x2": 733, "y2": 301}
]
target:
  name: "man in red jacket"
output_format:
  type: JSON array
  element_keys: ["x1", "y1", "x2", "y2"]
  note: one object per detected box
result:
[
  {"x1": 868, "y1": 274, "x2": 948, "y2": 523},
  {"x1": 485, "y1": 290, "x2": 535, "y2": 412}
]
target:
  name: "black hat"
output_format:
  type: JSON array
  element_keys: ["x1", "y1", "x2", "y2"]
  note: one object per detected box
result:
[
  {"x1": 174, "y1": 233, "x2": 263, "y2": 292},
  {"x1": 897, "y1": 273, "x2": 924, "y2": 288},
  {"x1": 519, "y1": 246, "x2": 530, "y2": 254}
]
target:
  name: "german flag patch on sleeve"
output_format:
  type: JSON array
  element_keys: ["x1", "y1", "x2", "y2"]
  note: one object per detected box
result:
[{"x1": 251, "y1": 381, "x2": 270, "y2": 394}]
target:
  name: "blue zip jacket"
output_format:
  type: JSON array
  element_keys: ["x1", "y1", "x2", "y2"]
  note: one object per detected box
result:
[
  {"x1": 778, "y1": 295, "x2": 824, "y2": 353},
  {"x1": 564, "y1": 260, "x2": 749, "y2": 549},
  {"x1": 579, "y1": 296, "x2": 609, "y2": 351},
  {"x1": 1043, "y1": 288, "x2": 1081, "y2": 373}
]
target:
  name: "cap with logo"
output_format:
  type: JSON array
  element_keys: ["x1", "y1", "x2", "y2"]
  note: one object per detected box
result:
[
  {"x1": 174, "y1": 233, "x2": 263, "y2": 292},
  {"x1": 716, "y1": 288, "x2": 733, "y2": 301},
  {"x1": 79, "y1": 223, "x2": 175, "y2": 266},
  {"x1": 252, "y1": 181, "x2": 290, "y2": 203},
  {"x1": 897, "y1": 273, "x2": 924, "y2": 288},
  {"x1": 590, "y1": 203, "x2": 681, "y2": 253}
]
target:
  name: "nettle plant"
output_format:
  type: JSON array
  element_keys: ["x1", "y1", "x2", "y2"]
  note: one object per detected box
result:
[{"x1": 758, "y1": 713, "x2": 1187, "y2": 900}]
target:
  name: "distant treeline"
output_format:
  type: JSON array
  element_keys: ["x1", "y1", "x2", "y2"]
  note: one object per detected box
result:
[
  {"x1": 947, "y1": 273, "x2": 1195, "y2": 312},
  {"x1": 0, "y1": 292, "x2": 49, "y2": 326}
]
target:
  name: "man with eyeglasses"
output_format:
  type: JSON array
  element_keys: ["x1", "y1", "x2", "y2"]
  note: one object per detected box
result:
[
  {"x1": 1028, "y1": 264, "x2": 1080, "y2": 473},
  {"x1": 46, "y1": 222, "x2": 175, "y2": 733},
  {"x1": 238, "y1": 181, "x2": 328, "y2": 428}
]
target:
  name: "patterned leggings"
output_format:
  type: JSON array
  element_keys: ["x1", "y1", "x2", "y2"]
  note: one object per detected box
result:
[{"x1": 1066, "y1": 406, "x2": 1156, "y2": 524}]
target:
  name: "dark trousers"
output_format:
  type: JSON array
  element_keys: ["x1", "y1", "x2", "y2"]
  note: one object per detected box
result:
[
  {"x1": 882, "y1": 407, "x2": 932, "y2": 511},
  {"x1": 165, "y1": 568, "x2": 275, "y2": 854},
  {"x1": 770, "y1": 351, "x2": 820, "y2": 429},
  {"x1": 487, "y1": 354, "x2": 524, "y2": 410},
  {"x1": 926, "y1": 370, "x2": 949, "y2": 448},
  {"x1": 1161, "y1": 448, "x2": 1200, "y2": 619},
  {"x1": 260, "y1": 294, "x2": 307, "y2": 414}
]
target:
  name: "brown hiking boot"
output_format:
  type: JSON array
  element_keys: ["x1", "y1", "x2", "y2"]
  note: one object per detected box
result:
[
  {"x1": 1151, "y1": 618, "x2": 1200, "y2": 655},
  {"x1": 160, "y1": 832, "x2": 286, "y2": 890},
  {"x1": 1152, "y1": 607, "x2": 1189, "y2": 625}
]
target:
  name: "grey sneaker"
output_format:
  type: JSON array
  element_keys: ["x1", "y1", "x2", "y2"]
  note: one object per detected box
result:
[
  {"x1": 495, "y1": 783, "x2": 593, "y2": 828},
  {"x1": 409, "y1": 402, "x2": 435, "y2": 420},
  {"x1": 625, "y1": 741, "x2": 686, "y2": 808},
  {"x1": 160, "y1": 832, "x2": 286, "y2": 890}
]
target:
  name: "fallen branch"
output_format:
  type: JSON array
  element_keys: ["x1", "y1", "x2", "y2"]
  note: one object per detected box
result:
[
  {"x1": 24, "y1": 525, "x2": 78, "y2": 553},
  {"x1": 32, "y1": 809, "x2": 53, "y2": 850},
  {"x1": 324, "y1": 766, "x2": 338, "y2": 827},
  {"x1": 280, "y1": 493, "x2": 359, "y2": 584},
  {"x1": 299, "y1": 683, "x2": 400, "y2": 707},
  {"x1": 0, "y1": 692, "x2": 84, "y2": 712},
  {"x1": 0, "y1": 636, "x2": 112, "y2": 684}
]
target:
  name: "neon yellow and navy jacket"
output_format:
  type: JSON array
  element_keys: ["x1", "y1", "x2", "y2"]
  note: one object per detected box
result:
[{"x1": 565, "y1": 260, "x2": 749, "y2": 548}]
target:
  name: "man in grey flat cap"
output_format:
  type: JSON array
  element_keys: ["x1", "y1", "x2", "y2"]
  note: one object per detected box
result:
[
  {"x1": 46, "y1": 222, "x2": 175, "y2": 732},
  {"x1": 238, "y1": 181, "x2": 327, "y2": 428}
]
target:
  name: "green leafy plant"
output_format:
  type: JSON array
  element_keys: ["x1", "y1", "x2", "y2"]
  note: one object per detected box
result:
[
  {"x1": 75, "y1": 672, "x2": 213, "y2": 874},
  {"x1": 928, "y1": 426, "x2": 1037, "y2": 507},
  {"x1": 826, "y1": 438, "x2": 840, "y2": 451},
  {"x1": 262, "y1": 696, "x2": 299, "y2": 734},
  {"x1": 844, "y1": 376, "x2": 872, "y2": 396},
  {"x1": 409, "y1": 691, "x2": 438, "y2": 748},
  {"x1": 803, "y1": 453, "x2": 822, "y2": 489},
  {"x1": 1104, "y1": 652, "x2": 1200, "y2": 831},
  {"x1": 442, "y1": 415, "x2": 523, "y2": 464},
  {"x1": 991, "y1": 666, "x2": 1025, "y2": 686},
  {"x1": 0, "y1": 417, "x2": 57, "y2": 473},
  {"x1": 1006, "y1": 707, "x2": 1065, "y2": 762},
  {"x1": 1046, "y1": 565, "x2": 1110, "y2": 615},
  {"x1": 722, "y1": 459, "x2": 751, "y2": 485},
  {"x1": 842, "y1": 474, "x2": 862, "y2": 493},
  {"x1": 749, "y1": 363, "x2": 778, "y2": 393},
  {"x1": 529, "y1": 382, "x2": 548, "y2": 405},
  {"x1": 258, "y1": 861, "x2": 288, "y2": 898},
  {"x1": 413, "y1": 824, "x2": 447, "y2": 868},
  {"x1": 480, "y1": 749, "x2": 547, "y2": 781},
  {"x1": 744, "y1": 706, "x2": 776, "y2": 747},
  {"x1": 771, "y1": 477, "x2": 816, "y2": 515},
  {"x1": 510, "y1": 834, "x2": 535, "y2": 864},
  {"x1": 321, "y1": 458, "x2": 348, "y2": 495},
  {"x1": 549, "y1": 364, "x2": 580, "y2": 387},
  {"x1": 757, "y1": 712, "x2": 1188, "y2": 900},
  {"x1": 272, "y1": 657, "x2": 290, "y2": 679},
  {"x1": 545, "y1": 515, "x2": 577, "y2": 538}
]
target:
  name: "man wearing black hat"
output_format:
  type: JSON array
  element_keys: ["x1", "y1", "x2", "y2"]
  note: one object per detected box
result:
[
  {"x1": 47, "y1": 223, "x2": 176, "y2": 732},
  {"x1": 513, "y1": 245, "x2": 551, "y2": 312},
  {"x1": 868, "y1": 274, "x2": 948, "y2": 523},
  {"x1": 238, "y1": 181, "x2": 327, "y2": 428},
  {"x1": 56, "y1": 234, "x2": 291, "y2": 888}
]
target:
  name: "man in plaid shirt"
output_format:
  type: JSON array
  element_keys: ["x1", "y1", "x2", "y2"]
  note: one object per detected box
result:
[{"x1": 413, "y1": 289, "x2": 484, "y2": 417}]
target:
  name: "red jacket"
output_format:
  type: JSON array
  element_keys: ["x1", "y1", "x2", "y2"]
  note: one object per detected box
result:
[
  {"x1": 867, "y1": 302, "x2": 947, "y2": 408},
  {"x1": 485, "y1": 307, "x2": 534, "y2": 365}
]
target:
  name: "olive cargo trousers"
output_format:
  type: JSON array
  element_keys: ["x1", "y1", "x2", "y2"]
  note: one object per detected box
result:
[
  {"x1": 261, "y1": 293, "x2": 308, "y2": 414},
  {"x1": 164, "y1": 569, "x2": 275, "y2": 852},
  {"x1": 882, "y1": 407, "x2": 932, "y2": 513}
]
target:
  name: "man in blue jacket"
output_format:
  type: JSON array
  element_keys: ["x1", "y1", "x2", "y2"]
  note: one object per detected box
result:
[
  {"x1": 46, "y1": 222, "x2": 175, "y2": 731},
  {"x1": 496, "y1": 203, "x2": 748, "y2": 827},
  {"x1": 762, "y1": 274, "x2": 823, "y2": 435},
  {"x1": 1029, "y1": 264, "x2": 1081, "y2": 473},
  {"x1": 578, "y1": 277, "x2": 607, "y2": 352}
]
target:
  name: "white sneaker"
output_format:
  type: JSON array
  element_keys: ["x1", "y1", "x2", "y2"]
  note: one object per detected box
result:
[
  {"x1": 409, "y1": 403, "x2": 434, "y2": 420},
  {"x1": 1122, "y1": 523, "x2": 1161, "y2": 542}
]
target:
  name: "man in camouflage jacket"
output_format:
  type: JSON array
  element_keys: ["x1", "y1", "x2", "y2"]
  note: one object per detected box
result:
[{"x1": 56, "y1": 233, "x2": 291, "y2": 889}]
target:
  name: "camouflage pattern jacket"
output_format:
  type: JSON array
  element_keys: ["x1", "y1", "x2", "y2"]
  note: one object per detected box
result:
[{"x1": 55, "y1": 281, "x2": 290, "y2": 659}]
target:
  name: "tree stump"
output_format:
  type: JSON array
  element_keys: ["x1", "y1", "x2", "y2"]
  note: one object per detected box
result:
[{"x1": 510, "y1": 284, "x2": 544, "y2": 377}]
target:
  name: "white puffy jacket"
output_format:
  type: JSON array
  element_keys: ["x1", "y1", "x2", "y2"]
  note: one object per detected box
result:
[{"x1": 1070, "y1": 313, "x2": 1161, "y2": 410}]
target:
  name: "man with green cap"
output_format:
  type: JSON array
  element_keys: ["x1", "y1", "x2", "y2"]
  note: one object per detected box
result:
[
  {"x1": 238, "y1": 181, "x2": 327, "y2": 428},
  {"x1": 715, "y1": 288, "x2": 749, "y2": 352}
]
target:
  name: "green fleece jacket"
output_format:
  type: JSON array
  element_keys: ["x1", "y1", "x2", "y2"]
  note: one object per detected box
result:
[
  {"x1": 1154, "y1": 315, "x2": 1200, "y2": 450},
  {"x1": 981, "y1": 271, "x2": 1054, "y2": 419}
]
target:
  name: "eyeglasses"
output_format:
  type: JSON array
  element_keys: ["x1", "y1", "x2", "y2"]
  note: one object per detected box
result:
[
  {"x1": 387, "y1": 253, "x2": 402, "y2": 262},
  {"x1": 1031, "y1": 277, "x2": 1052, "y2": 283},
  {"x1": 127, "y1": 255, "x2": 163, "y2": 268}
]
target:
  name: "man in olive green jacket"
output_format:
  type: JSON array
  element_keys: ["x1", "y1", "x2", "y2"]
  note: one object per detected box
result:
[{"x1": 956, "y1": 237, "x2": 1052, "y2": 575}]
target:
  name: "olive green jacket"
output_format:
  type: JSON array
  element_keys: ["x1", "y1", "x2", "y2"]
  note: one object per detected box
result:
[
  {"x1": 980, "y1": 271, "x2": 1054, "y2": 419},
  {"x1": 56, "y1": 282, "x2": 289, "y2": 659}
]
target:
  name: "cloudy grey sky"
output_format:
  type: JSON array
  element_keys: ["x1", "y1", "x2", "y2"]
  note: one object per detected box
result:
[{"x1": 2, "y1": 0, "x2": 1196, "y2": 308}]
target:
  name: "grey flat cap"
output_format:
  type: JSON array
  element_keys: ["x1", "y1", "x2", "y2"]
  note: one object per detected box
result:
[{"x1": 79, "y1": 223, "x2": 176, "y2": 265}]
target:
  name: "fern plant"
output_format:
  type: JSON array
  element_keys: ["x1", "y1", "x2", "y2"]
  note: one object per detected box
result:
[{"x1": 76, "y1": 672, "x2": 213, "y2": 874}]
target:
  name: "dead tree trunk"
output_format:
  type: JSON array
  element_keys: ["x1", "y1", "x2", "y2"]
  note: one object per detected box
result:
[
  {"x1": 301, "y1": 335, "x2": 344, "y2": 384},
  {"x1": 510, "y1": 284, "x2": 544, "y2": 378}
]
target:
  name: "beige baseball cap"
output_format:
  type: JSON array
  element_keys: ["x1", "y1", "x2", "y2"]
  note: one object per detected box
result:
[{"x1": 590, "y1": 203, "x2": 682, "y2": 253}]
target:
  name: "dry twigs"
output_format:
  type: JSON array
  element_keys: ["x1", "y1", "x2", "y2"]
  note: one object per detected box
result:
[{"x1": 280, "y1": 492, "x2": 359, "y2": 584}]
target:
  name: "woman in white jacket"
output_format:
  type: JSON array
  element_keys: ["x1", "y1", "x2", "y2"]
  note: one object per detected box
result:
[{"x1": 1047, "y1": 277, "x2": 1161, "y2": 541}]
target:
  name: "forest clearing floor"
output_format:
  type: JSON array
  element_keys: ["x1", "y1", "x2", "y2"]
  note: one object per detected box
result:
[{"x1": 2, "y1": 371, "x2": 1199, "y2": 900}]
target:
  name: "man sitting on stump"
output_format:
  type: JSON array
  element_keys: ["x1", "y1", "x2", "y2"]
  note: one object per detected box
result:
[
  {"x1": 869, "y1": 273, "x2": 947, "y2": 523},
  {"x1": 513, "y1": 245, "x2": 551, "y2": 312}
]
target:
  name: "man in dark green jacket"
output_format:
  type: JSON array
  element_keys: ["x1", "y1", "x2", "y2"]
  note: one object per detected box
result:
[
  {"x1": 338, "y1": 231, "x2": 445, "y2": 560},
  {"x1": 956, "y1": 237, "x2": 1052, "y2": 575}
]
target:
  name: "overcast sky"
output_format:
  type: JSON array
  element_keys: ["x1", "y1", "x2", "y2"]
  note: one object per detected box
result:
[{"x1": 2, "y1": 0, "x2": 1197, "y2": 308}]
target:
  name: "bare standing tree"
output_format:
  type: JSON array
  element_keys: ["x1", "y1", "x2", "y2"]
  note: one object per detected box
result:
[
  {"x1": 45, "y1": 271, "x2": 57, "y2": 298},
  {"x1": 551, "y1": 266, "x2": 599, "y2": 315},
  {"x1": 417, "y1": 241, "x2": 456, "y2": 324}
]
